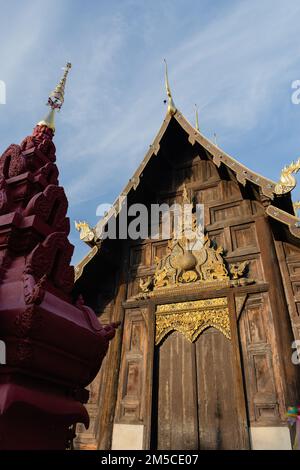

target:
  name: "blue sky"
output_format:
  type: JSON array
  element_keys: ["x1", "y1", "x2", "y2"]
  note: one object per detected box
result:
[{"x1": 1, "y1": 0, "x2": 300, "y2": 264}]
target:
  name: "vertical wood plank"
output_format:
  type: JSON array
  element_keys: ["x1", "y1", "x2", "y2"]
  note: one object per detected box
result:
[
  {"x1": 227, "y1": 292, "x2": 250, "y2": 448},
  {"x1": 156, "y1": 332, "x2": 199, "y2": 449}
]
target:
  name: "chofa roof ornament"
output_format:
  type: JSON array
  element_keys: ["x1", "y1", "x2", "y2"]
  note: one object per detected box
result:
[{"x1": 274, "y1": 158, "x2": 300, "y2": 195}]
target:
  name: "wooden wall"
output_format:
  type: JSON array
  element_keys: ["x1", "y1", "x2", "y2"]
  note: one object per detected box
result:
[{"x1": 75, "y1": 135, "x2": 300, "y2": 449}]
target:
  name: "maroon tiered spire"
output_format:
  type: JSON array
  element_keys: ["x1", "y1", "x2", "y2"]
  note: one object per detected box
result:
[{"x1": 0, "y1": 64, "x2": 118, "y2": 449}]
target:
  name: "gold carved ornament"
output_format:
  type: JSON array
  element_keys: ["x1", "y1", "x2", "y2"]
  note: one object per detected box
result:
[
  {"x1": 148, "y1": 234, "x2": 249, "y2": 292},
  {"x1": 137, "y1": 186, "x2": 252, "y2": 299},
  {"x1": 155, "y1": 298, "x2": 231, "y2": 345},
  {"x1": 274, "y1": 158, "x2": 300, "y2": 195},
  {"x1": 75, "y1": 220, "x2": 96, "y2": 243}
]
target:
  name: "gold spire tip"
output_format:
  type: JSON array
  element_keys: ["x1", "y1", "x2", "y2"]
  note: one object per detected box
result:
[
  {"x1": 164, "y1": 59, "x2": 176, "y2": 116},
  {"x1": 38, "y1": 62, "x2": 72, "y2": 132}
]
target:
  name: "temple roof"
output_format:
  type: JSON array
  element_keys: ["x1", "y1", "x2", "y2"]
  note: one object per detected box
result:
[{"x1": 74, "y1": 108, "x2": 300, "y2": 281}]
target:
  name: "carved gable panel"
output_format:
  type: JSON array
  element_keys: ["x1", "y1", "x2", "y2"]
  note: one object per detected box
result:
[
  {"x1": 222, "y1": 180, "x2": 242, "y2": 200},
  {"x1": 287, "y1": 262, "x2": 300, "y2": 278},
  {"x1": 277, "y1": 241, "x2": 300, "y2": 340},
  {"x1": 210, "y1": 201, "x2": 244, "y2": 224},
  {"x1": 231, "y1": 223, "x2": 258, "y2": 252},
  {"x1": 130, "y1": 244, "x2": 151, "y2": 268},
  {"x1": 283, "y1": 242, "x2": 300, "y2": 260},
  {"x1": 238, "y1": 294, "x2": 279, "y2": 424},
  {"x1": 115, "y1": 308, "x2": 149, "y2": 424},
  {"x1": 152, "y1": 241, "x2": 168, "y2": 266},
  {"x1": 195, "y1": 184, "x2": 221, "y2": 203}
]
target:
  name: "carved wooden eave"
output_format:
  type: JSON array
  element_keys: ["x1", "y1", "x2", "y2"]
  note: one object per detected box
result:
[
  {"x1": 74, "y1": 246, "x2": 99, "y2": 282},
  {"x1": 266, "y1": 205, "x2": 300, "y2": 239},
  {"x1": 75, "y1": 109, "x2": 300, "y2": 281},
  {"x1": 174, "y1": 112, "x2": 277, "y2": 199}
]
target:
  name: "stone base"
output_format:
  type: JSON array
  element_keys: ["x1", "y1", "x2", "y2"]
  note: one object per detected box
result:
[
  {"x1": 111, "y1": 424, "x2": 144, "y2": 450},
  {"x1": 250, "y1": 426, "x2": 292, "y2": 450}
]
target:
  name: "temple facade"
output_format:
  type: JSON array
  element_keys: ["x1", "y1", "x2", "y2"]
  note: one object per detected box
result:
[{"x1": 73, "y1": 80, "x2": 300, "y2": 450}]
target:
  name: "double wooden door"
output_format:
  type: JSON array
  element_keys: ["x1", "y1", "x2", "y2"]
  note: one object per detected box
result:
[{"x1": 151, "y1": 326, "x2": 249, "y2": 449}]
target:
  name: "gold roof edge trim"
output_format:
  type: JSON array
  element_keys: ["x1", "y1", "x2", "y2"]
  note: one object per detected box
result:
[{"x1": 74, "y1": 245, "x2": 99, "y2": 282}]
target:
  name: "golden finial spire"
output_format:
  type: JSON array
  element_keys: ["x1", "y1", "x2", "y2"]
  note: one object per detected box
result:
[
  {"x1": 195, "y1": 104, "x2": 199, "y2": 131},
  {"x1": 164, "y1": 59, "x2": 176, "y2": 116},
  {"x1": 38, "y1": 62, "x2": 72, "y2": 132}
]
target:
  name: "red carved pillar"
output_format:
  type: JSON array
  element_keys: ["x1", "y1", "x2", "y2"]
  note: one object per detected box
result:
[{"x1": 0, "y1": 66, "x2": 117, "y2": 449}]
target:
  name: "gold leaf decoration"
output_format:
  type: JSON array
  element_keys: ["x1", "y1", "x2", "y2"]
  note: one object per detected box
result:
[{"x1": 155, "y1": 298, "x2": 230, "y2": 345}]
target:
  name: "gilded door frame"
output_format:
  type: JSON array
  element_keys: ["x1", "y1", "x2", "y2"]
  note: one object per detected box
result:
[{"x1": 144, "y1": 289, "x2": 252, "y2": 449}]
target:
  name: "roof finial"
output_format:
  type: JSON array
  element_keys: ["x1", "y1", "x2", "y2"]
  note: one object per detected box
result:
[
  {"x1": 164, "y1": 59, "x2": 176, "y2": 116},
  {"x1": 195, "y1": 104, "x2": 200, "y2": 131},
  {"x1": 38, "y1": 62, "x2": 72, "y2": 133},
  {"x1": 213, "y1": 132, "x2": 218, "y2": 146}
]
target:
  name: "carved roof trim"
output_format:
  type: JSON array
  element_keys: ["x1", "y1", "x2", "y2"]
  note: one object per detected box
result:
[
  {"x1": 74, "y1": 246, "x2": 98, "y2": 282},
  {"x1": 75, "y1": 109, "x2": 297, "y2": 281},
  {"x1": 266, "y1": 205, "x2": 300, "y2": 239},
  {"x1": 93, "y1": 110, "x2": 277, "y2": 239},
  {"x1": 174, "y1": 112, "x2": 276, "y2": 199},
  {"x1": 93, "y1": 112, "x2": 173, "y2": 240}
]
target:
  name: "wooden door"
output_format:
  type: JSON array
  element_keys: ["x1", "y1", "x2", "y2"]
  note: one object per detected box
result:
[
  {"x1": 152, "y1": 327, "x2": 249, "y2": 450},
  {"x1": 154, "y1": 332, "x2": 199, "y2": 449},
  {"x1": 196, "y1": 328, "x2": 246, "y2": 449}
]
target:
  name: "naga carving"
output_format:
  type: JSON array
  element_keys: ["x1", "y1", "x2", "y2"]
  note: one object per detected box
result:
[
  {"x1": 274, "y1": 158, "x2": 300, "y2": 195},
  {"x1": 75, "y1": 220, "x2": 97, "y2": 243}
]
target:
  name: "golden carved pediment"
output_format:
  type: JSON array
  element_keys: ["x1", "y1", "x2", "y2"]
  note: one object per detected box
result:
[{"x1": 155, "y1": 298, "x2": 230, "y2": 345}]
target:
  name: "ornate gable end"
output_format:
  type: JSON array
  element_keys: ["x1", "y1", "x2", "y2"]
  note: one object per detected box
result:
[{"x1": 74, "y1": 108, "x2": 300, "y2": 451}]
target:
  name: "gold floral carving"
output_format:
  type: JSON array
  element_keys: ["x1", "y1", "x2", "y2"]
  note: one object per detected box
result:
[{"x1": 155, "y1": 297, "x2": 231, "y2": 345}]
